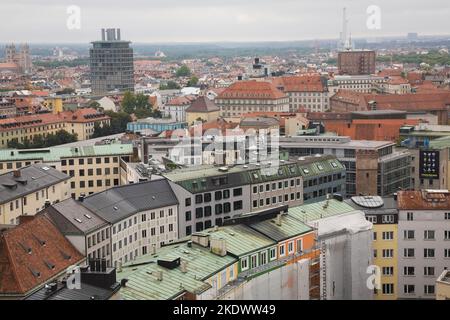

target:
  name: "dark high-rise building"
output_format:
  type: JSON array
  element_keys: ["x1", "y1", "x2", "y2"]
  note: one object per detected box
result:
[
  {"x1": 337, "y1": 50, "x2": 376, "y2": 75},
  {"x1": 90, "y1": 28, "x2": 134, "y2": 95}
]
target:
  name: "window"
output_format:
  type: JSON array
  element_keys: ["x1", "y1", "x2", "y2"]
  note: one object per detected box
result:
[
  {"x1": 185, "y1": 211, "x2": 192, "y2": 221},
  {"x1": 269, "y1": 248, "x2": 276, "y2": 260},
  {"x1": 195, "y1": 207, "x2": 203, "y2": 219},
  {"x1": 223, "y1": 202, "x2": 231, "y2": 213},
  {"x1": 404, "y1": 285, "x2": 415, "y2": 294},
  {"x1": 424, "y1": 230, "x2": 435, "y2": 240},
  {"x1": 296, "y1": 239, "x2": 302, "y2": 253},
  {"x1": 233, "y1": 200, "x2": 243, "y2": 211},
  {"x1": 241, "y1": 257, "x2": 249, "y2": 271},
  {"x1": 186, "y1": 226, "x2": 192, "y2": 236},
  {"x1": 195, "y1": 194, "x2": 203, "y2": 204},
  {"x1": 445, "y1": 212, "x2": 450, "y2": 220},
  {"x1": 404, "y1": 230, "x2": 415, "y2": 240},
  {"x1": 223, "y1": 190, "x2": 230, "y2": 199},
  {"x1": 382, "y1": 231, "x2": 394, "y2": 240},
  {"x1": 445, "y1": 231, "x2": 450, "y2": 240},
  {"x1": 215, "y1": 204, "x2": 223, "y2": 215},
  {"x1": 195, "y1": 222, "x2": 204, "y2": 232},
  {"x1": 279, "y1": 245, "x2": 286, "y2": 257},
  {"x1": 288, "y1": 242, "x2": 294, "y2": 254},
  {"x1": 404, "y1": 266, "x2": 415, "y2": 276},
  {"x1": 233, "y1": 188, "x2": 242, "y2": 197},
  {"x1": 424, "y1": 266, "x2": 435, "y2": 277},
  {"x1": 382, "y1": 283, "x2": 394, "y2": 295},
  {"x1": 373, "y1": 232, "x2": 377, "y2": 241},
  {"x1": 382, "y1": 215, "x2": 394, "y2": 223},
  {"x1": 424, "y1": 248, "x2": 435, "y2": 258},
  {"x1": 407, "y1": 212, "x2": 414, "y2": 221},
  {"x1": 424, "y1": 285, "x2": 435, "y2": 295},
  {"x1": 185, "y1": 198, "x2": 191, "y2": 206},
  {"x1": 404, "y1": 248, "x2": 415, "y2": 258},
  {"x1": 382, "y1": 249, "x2": 394, "y2": 258},
  {"x1": 204, "y1": 193, "x2": 211, "y2": 203},
  {"x1": 445, "y1": 249, "x2": 450, "y2": 258},
  {"x1": 260, "y1": 251, "x2": 267, "y2": 265},
  {"x1": 366, "y1": 216, "x2": 377, "y2": 223},
  {"x1": 250, "y1": 255, "x2": 257, "y2": 269},
  {"x1": 382, "y1": 266, "x2": 394, "y2": 276},
  {"x1": 215, "y1": 191, "x2": 222, "y2": 201}
]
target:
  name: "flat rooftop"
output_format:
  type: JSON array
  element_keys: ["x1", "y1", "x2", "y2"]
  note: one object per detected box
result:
[{"x1": 279, "y1": 136, "x2": 394, "y2": 150}]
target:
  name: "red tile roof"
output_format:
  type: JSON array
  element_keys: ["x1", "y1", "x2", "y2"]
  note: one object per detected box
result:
[
  {"x1": 272, "y1": 74, "x2": 326, "y2": 92},
  {"x1": 363, "y1": 92, "x2": 450, "y2": 111},
  {"x1": 186, "y1": 96, "x2": 219, "y2": 113},
  {"x1": 397, "y1": 190, "x2": 450, "y2": 210},
  {"x1": 0, "y1": 108, "x2": 110, "y2": 132},
  {"x1": 0, "y1": 215, "x2": 84, "y2": 296},
  {"x1": 166, "y1": 95, "x2": 196, "y2": 106},
  {"x1": 217, "y1": 80, "x2": 286, "y2": 100}
]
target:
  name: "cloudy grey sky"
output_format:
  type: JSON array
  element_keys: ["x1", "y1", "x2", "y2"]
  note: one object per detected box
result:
[{"x1": 1, "y1": 0, "x2": 450, "y2": 43}]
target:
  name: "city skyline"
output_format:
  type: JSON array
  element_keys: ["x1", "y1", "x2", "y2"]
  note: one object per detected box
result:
[{"x1": 1, "y1": 0, "x2": 450, "y2": 43}]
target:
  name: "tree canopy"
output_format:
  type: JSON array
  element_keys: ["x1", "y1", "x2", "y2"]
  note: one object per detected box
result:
[
  {"x1": 7, "y1": 130, "x2": 78, "y2": 149},
  {"x1": 176, "y1": 65, "x2": 191, "y2": 77}
]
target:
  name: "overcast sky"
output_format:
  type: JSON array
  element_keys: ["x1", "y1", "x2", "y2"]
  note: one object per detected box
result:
[{"x1": 1, "y1": 0, "x2": 450, "y2": 43}]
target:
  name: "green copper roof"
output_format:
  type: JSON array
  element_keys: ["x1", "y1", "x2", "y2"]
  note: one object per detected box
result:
[
  {"x1": 429, "y1": 136, "x2": 450, "y2": 150},
  {"x1": 248, "y1": 214, "x2": 313, "y2": 242},
  {"x1": 0, "y1": 144, "x2": 133, "y2": 162},
  {"x1": 195, "y1": 224, "x2": 276, "y2": 257},
  {"x1": 288, "y1": 199, "x2": 356, "y2": 222},
  {"x1": 164, "y1": 156, "x2": 344, "y2": 194},
  {"x1": 117, "y1": 242, "x2": 236, "y2": 300}
]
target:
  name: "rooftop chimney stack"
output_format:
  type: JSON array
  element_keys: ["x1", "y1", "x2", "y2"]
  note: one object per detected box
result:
[{"x1": 13, "y1": 170, "x2": 21, "y2": 178}]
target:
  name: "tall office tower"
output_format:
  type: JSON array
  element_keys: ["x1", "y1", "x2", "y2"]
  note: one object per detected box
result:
[
  {"x1": 90, "y1": 28, "x2": 134, "y2": 95},
  {"x1": 338, "y1": 50, "x2": 376, "y2": 75}
]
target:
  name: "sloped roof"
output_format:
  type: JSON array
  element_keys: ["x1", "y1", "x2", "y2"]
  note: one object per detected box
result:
[
  {"x1": 82, "y1": 180, "x2": 179, "y2": 224},
  {"x1": 45, "y1": 198, "x2": 108, "y2": 235},
  {"x1": 185, "y1": 96, "x2": 219, "y2": 113},
  {"x1": 0, "y1": 164, "x2": 70, "y2": 204},
  {"x1": 0, "y1": 215, "x2": 84, "y2": 296},
  {"x1": 217, "y1": 80, "x2": 286, "y2": 100},
  {"x1": 397, "y1": 190, "x2": 450, "y2": 210}
]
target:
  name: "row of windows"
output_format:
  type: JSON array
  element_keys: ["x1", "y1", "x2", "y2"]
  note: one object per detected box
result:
[
  {"x1": 70, "y1": 179, "x2": 119, "y2": 189},
  {"x1": 87, "y1": 229, "x2": 110, "y2": 248},
  {"x1": 252, "y1": 179, "x2": 300, "y2": 193},
  {"x1": 403, "y1": 230, "x2": 450, "y2": 241},
  {"x1": 185, "y1": 188, "x2": 242, "y2": 206},
  {"x1": 252, "y1": 193, "x2": 301, "y2": 208},
  {"x1": 63, "y1": 167, "x2": 118, "y2": 176},
  {"x1": 185, "y1": 201, "x2": 243, "y2": 221},
  {"x1": 402, "y1": 248, "x2": 450, "y2": 258},
  {"x1": 112, "y1": 209, "x2": 174, "y2": 234},
  {"x1": 377, "y1": 283, "x2": 435, "y2": 295},
  {"x1": 61, "y1": 156, "x2": 119, "y2": 166}
]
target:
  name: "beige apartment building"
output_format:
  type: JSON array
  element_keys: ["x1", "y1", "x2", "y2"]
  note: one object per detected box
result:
[
  {"x1": 0, "y1": 108, "x2": 110, "y2": 148},
  {"x1": 0, "y1": 164, "x2": 71, "y2": 225},
  {"x1": 216, "y1": 80, "x2": 289, "y2": 118},
  {"x1": 0, "y1": 144, "x2": 134, "y2": 199}
]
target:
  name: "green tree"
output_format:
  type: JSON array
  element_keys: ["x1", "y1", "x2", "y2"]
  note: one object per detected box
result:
[
  {"x1": 176, "y1": 65, "x2": 191, "y2": 77},
  {"x1": 160, "y1": 81, "x2": 181, "y2": 90},
  {"x1": 187, "y1": 76, "x2": 199, "y2": 87},
  {"x1": 7, "y1": 130, "x2": 77, "y2": 149},
  {"x1": 121, "y1": 91, "x2": 136, "y2": 114}
]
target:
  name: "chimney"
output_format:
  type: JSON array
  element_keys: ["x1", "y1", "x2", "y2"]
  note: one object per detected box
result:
[
  {"x1": 187, "y1": 241, "x2": 193, "y2": 248},
  {"x1": 275, "y1": 214, "x2": 282, "y2": 226},
  {"x1": 117, "y1": 261, "x2": 122, "y2": 273},
  {"x1": 18, "y1": 215, "x2": 35, "y2": 225},
  {"x1": 151, "y1": 244, "x2": 157, "y2": 255},
  {"x1": 180, "y1": 260, "x2": 188, "y2": 273},
  {"x1": 393, "y1": 193, "x2": 398, "y2": 201},
  {"x1": 78, "y1": 193, "x2": 86, "y2": 202},
  {"x1": 155, "y1": 270, "x2": 163, "y2": 281},
  {"x1": 44, "y1": 199, "x2": 51, "y2": 208},
  {"x1": 13, "y1": 170, "x2": 21, "y2": 178}
]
